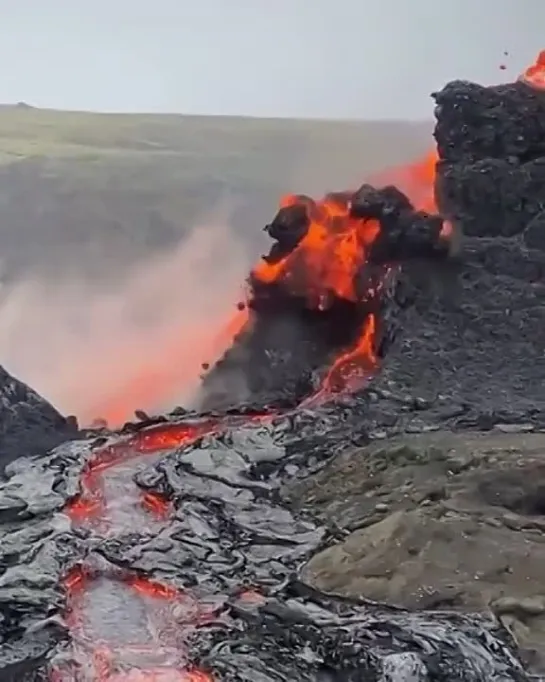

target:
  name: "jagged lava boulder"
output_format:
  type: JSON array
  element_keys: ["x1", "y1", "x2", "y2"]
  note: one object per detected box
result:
[
  {"x1": 433, "y1": 79, "x2": 545, "y2": 238},
  {"x1": 0, "y1": 365, "x2": 77, "y2": 472}
]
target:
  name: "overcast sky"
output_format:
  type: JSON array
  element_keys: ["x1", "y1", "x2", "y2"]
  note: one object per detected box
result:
[{"x1": 0, "y1": 0, "x2": 543, "y2": 119}]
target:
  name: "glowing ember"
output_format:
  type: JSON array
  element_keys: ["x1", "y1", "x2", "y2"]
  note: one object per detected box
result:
[
  {"x1": 252, "y1": 193, "x2": 380, "y2": 304},
  {"x1": 140, "y1": 490, "x2": 171, "y2": 519}
]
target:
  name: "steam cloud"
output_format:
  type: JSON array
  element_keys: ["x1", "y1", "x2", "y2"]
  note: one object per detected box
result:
[{"x1": 0, "y1": 211, "x2": 252, "y2": 426}]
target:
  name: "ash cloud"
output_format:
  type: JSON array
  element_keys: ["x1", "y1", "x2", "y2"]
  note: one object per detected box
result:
[{"x1": 0, "y1": 207, "x2": 252, "y2": 427}]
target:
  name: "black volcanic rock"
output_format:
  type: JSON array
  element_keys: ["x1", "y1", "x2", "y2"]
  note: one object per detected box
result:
[
  {"x1": 435, "y1": 156, "x2": 545, "y2": 238},
  {"x1": 0, "y1": 413, "x2": 531, "y2": 681},
  {"x1": 433, "y1": 80, "x2": 545, "y2": 164},
  {"x1": 0, "y1": 365, "x2": 77, "y2": 472},
  {"x1": 347, "y1": 73, "x2": 545, "y2": 438},
  {"x1": 433, "y1": 79, "x2": 545, "y2": 238},
  {"x1": 523, "y1": 209, "x2": 545, "y2": 251}
]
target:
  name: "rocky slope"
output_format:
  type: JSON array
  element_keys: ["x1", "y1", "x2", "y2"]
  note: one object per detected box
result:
[
  {"x1": 0, "y1": 365, "x2": 78, "y2": 473},
  {"x1": 285, "y1": 430, "x2": 545, "y2": 673},
  {"x1": 2, "y1": 71, "x2": 545, "y2": 681}
]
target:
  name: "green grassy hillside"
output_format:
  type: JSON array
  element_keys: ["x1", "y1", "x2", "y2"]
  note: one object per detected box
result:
[{"x1": 0, "y1": 106, "x2": 433, "y2": 282}]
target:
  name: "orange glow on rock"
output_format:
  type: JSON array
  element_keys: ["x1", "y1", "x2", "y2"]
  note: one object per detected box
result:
[
  {"x1": 251, "y1": 147, "x2": 443, "y2": 398},
  {"x1": 140, "y1": 490, "x2": 171, "y2": 519},
  {"x1": 53, "y1": 144, "x2": 449, "y2": 681}
]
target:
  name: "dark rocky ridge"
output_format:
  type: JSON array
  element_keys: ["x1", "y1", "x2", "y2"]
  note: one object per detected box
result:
[
  {"x1": 1, "y1": 74, "x2": 545, "y2": 680},
  {"x1": 434, "y1": 80, "x2": 545, "y2": 239},
  {"x1": 352, "y1": 77, "x2": 545, "y2": 436},
  {"x1": 0, "y1": 365, "x2": 78, "y2": 474}
]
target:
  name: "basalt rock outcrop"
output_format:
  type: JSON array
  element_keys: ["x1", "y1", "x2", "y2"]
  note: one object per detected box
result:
[
  {"x1": 434, "y1": 79, "x2": 545, "y2": 239},
  {"x1": 0, "y1": 364, "x2": 78, "y2": 473},
  {"x1": 355, "y1": 76, "x2": 545, "y2": 439}
]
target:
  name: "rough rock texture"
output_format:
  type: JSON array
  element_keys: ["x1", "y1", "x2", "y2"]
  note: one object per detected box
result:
[
  {"x1": 352, "y1": 79, "x2": 545, "y2": 437},
  {"x1": 0, "y1": 416, "x2": 531, "y2": 681},
  {"x1": 285, "y1": 430, "x2": 545, "y2": 674},
  {"x1": 0, "y1": 365, "x2": 77, "y2": 472},
  {"x1": 3, "y1": 74, "x2": 545, "y2": 680},
  {"x1": 433, "y1": 80, "x2": 545, "y2": 238}
]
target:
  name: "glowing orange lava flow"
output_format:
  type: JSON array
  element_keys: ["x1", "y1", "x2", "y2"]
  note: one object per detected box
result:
[
  {"x1": 52, "y1": 564, "x2": 216, "y2": 682},
  {"x1": 321, "y1": 312, "x2": 377, "y2": 394},
  {"x1": 252, "y1": 193, "x2": 380, "y2": 305},
  {"x1": 250, "y1": 190, "x2": 382, "y2": 396},
  {"x1": 56, "y1": 413, "x2": 275, "y2": 681},
  {"x1": 65, "y1": 419, "x2": 218, "y2": 523},
  {"x1": 53, "y1": 145, "x2": 450, "y2": 679},
  {"x1": 248, "y1": 147, "x2": 443, "y2": 399},
  {"x1": 65, "y1": 414, "x2": 269, "y2": 524}
]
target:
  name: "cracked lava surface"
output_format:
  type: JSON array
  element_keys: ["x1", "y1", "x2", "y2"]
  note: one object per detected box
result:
[{"x1": 51, "y1": 415, "x2": 270, "y2": 681}]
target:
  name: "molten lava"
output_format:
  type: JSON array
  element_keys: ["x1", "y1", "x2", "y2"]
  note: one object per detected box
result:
[
  {"x1": 53, "y1": 143, "x2": 450, "y2": 680},
  {"x1": 65, "y1": 414, "x2": 269, "y2": 526},
  {"x1": 246, "y1": 146, "x2": 443, "y2": 400},
  {"x1": 56, "y1": 413, "x2": 276, "y2": 681},
  {"x1": 252, "y1": 192, "x2": 381, "y2": 304},
  {"x1": 320, "y1": 311, "x2": 377, "y2": 394},
  {"x1": 519, "y1": 49, "x2": 545, "y2": 89},
  {"x1": 83, "y1": 144, "x2": 445, "y2": 426}
]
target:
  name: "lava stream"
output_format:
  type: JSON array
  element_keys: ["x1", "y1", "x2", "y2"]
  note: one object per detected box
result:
[{"x1": 53, "y1": 413, "x2": 271, "y2": 681}]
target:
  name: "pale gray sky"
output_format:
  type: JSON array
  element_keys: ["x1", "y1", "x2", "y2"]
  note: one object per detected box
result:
[{"x1": 0, "y1": 0, "x2": 543, "y2": 119}]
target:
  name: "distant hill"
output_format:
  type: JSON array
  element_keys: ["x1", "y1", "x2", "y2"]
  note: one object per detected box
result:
[{"x1": 0, "y1": 107, "x2": 433, "y2": 282}]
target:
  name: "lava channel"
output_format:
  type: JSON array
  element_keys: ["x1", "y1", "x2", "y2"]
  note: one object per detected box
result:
[{"x1": 52, "y1": 413, "x2": 272, "y2": 681}]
